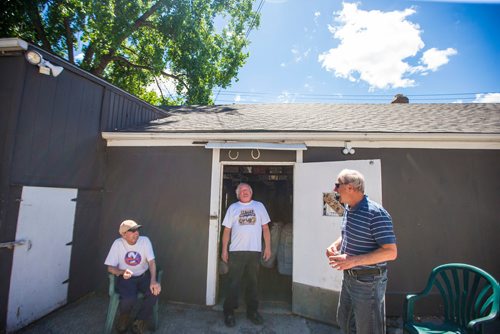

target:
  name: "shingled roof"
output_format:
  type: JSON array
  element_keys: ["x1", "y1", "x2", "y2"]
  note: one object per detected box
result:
[{"x1": 130, "y1": 103, "x2": 500, "y2": 134}]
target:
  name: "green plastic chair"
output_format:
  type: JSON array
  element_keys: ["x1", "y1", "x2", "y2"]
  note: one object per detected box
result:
[
  {"x1": 404, "y1": 263, "x2": 499, "y2": 334},
  {"x1": 104, "y1": 269, "x2": 163, "y2": 334}
]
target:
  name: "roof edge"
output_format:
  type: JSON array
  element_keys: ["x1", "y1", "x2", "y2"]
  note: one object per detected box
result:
[{"x1": 102, "y1": 131, "x2": 500, "y2": 150}]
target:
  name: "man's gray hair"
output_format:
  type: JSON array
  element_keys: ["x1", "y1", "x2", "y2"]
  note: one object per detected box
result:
[
  {"x1": 337, "y1": 169, "x2": 365, "y2": 193},
  {"x1": 235, "y1": 183, "x2": 253, "y2": 199}
]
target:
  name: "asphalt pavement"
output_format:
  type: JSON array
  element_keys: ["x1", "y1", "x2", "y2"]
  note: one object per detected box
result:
[{"x1": 17, "y1": 293, "x2": 342, "y2": 334}]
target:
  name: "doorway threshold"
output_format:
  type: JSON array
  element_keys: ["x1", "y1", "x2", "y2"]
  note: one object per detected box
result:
[{"x1": 211, "y1": 300, "x2": 292, "y2": 315}]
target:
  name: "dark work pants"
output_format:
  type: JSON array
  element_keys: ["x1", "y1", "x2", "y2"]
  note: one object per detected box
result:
[
  {"x1": 223, "y1": 251, "x2": 261, "y2": 316},
  {"x1": 117, "y1": 270, "x2": 158, "y2": 320}
]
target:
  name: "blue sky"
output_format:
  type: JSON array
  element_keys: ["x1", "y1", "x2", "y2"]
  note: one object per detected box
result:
[{"x1": 212, "y1": 0, "x2": 500, "y2": 104}]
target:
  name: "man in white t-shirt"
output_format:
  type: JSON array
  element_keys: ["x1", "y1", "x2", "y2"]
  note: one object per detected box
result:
[
  {"x1": 221, "y1": 183, "x2": 271, "y2": 327},
  {"x1": 104, "y1": 220, "x2": 161, "y2": 334}
]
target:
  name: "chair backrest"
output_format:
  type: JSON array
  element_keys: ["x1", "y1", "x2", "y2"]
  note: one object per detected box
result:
[{"x1": 422, "y1": 263, "x2": 499, "y2": 330}]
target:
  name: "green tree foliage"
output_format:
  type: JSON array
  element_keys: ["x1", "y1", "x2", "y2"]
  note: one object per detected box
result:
[{"x1": 0, "y1": 0, "x2": 260, "y2": 105}]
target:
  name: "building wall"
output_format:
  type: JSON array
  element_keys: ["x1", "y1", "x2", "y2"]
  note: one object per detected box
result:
[
  {"x1": 98, "y1": 146, "x2": 213, "y2": 304},
  {"x1": 9, "y1": 61, "x2": 105, "y2": 188},
  {"x1": 0, "y1": 57, "x2": 26, "y2": 329},
  {"x1": 99, "y1": 145, "x2": 500, "y2": 317},
  {"x1": 304, "y1": 147, "x2": 500, "y2": 315},
  {"x1": 0, "y1": 48, "x2": 167, "y2": 331}
]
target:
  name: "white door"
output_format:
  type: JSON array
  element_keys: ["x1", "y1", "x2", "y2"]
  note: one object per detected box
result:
[
  {"x1": 293, "y1": 160, "x2": 382, "y2": 324},
  {"x1": 7, "y1": 186, "x2": 77, "y2": 332}
]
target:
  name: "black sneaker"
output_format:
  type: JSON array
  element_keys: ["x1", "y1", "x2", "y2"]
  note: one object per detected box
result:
[
  {"x1": 247, "y1": 311, "x2": 264, "y2": 325},
  {"x1": 224, "y1": 313, "x2": 236, "y2": 327}
]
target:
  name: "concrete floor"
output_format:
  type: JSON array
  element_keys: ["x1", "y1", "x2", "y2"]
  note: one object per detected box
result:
[
  {"x1": 13, "y1": 292, "x2": 500, "y2": 334},
  {"x1": 16, "y1": 293, "x2": 340, "y2": 334}
]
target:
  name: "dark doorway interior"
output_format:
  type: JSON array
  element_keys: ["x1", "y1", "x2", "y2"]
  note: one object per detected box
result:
[{"x1": 218, "y1": 165, "x2": 294, "y2": 307}]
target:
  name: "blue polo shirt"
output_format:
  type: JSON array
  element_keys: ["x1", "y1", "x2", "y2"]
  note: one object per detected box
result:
[{"x1": 340, "y1": 195, "x2": 396, "y2": 269}]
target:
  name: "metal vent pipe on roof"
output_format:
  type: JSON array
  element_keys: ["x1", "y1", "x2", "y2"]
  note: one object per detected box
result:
[{"x1": 391, "y1": 94, "x2": 409, "y2": 103}]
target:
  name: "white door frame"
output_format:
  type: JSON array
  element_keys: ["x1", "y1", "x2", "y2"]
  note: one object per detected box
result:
[{"x1": 205, "y1": 150, "x2": 301, "y2": 305}]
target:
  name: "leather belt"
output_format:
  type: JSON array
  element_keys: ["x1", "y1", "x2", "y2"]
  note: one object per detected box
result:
[{"x1": 344, "y1": 267, "x2": 386, "y2": 277}]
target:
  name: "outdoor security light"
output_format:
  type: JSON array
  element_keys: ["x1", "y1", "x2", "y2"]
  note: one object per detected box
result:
[
  {"x1": 25, "y1": 50, "x2": 42, "y2": 65},
  {"x1": 342, "y1": 141, "x2": 355, "y2": 155},
  {"x1": 42, "y1": 60, "x2": 64, "y2": 77},
  {"x1": 24, "y1": 50, "x2": 64, "y2": 77}
]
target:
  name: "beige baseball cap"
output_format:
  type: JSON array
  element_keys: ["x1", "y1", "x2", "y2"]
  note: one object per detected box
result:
[{"x1": 119, "y1": 219, "x2": 142, "y2": 234}]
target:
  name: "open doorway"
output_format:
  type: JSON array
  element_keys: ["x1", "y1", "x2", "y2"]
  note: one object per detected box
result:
[{"x1": 218, "y1": 164, "x2": 294, "y2": 307}]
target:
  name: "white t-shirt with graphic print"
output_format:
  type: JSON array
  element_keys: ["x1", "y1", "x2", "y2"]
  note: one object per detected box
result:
[
  {"x1": 104, "y1": 236, "x2": 155, "y2": 277},
  {"x1": 222, "y1": 200, "x2": 270, "y2": 252}
]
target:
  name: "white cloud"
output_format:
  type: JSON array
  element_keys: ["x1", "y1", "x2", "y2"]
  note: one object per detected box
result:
[
  {"x1": 318, "y1": 3, "x2": 455, "y2": 90},
  {"x1": 234, "y1": 94, "x2": 241, "y2": 102},
  {"x1": 304, "y1": 83, "x2": 313, "y2": 92},
  {"x1": 474, "y1": 93, "x2": 500, "y2": 103},
  {"x1": 419, "y1": 47, "x2": 457, "y2": 72},
  {"x1": 314, "y1": 11, "x2": 321, "y2": 25},
  {"x1": 75, "y1": 52, "x2": 84, "y2": 62},
  {"x1": 291, "y1": 46, "x2": 311, "y2": 63},
  {"x1": 277, "y1": 91, "x2": 297, "y2": 103}
]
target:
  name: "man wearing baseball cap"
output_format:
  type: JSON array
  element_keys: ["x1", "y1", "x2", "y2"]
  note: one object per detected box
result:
[{"x1": 105, "y1": 220, "x2": 161, "y2": 334}]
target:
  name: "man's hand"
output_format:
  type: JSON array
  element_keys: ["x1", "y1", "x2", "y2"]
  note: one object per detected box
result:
[
  {"x1": 326, "y1": 238, "x2": 341, "y2": 258},
  {"x1": 123, "y1": 269, "x2": 133, "y2": 279},
  {"x1": 221, "y1": 249, "x2": 229, "y2": 263},
  {"x1": 150, "y1": 281, "x2": 161, "y2": 296},
  {"x1": 326, "y1": 245, "x2": 338, "y2": 258},
  {"x1": 329, "y1": 253, "x2": 357, "y2": 271},
  {"x1": 330, "y1": 243, "x2": 397, "y2": 270},
  {"x1": 262, "y1": 247, "x2": 271, "y2": 261}
]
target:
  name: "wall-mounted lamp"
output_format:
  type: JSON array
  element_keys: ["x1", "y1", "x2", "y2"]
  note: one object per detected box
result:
[
  {"x1": 342, "y1": 141, "x2": 355, "y2": 155},
  {"x1": 25, "y1": 50, "x2": 64, "y2": 77}
]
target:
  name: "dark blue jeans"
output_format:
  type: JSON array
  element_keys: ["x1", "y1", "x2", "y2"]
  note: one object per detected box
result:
[
  {"x1": 337, "y1": 270, "x2": 388, "y2": 334},
  {"x1": 117, "y1": 270, "x2": 158, "y2": 320},
  {"x1": 223, "y1": 251, "x2": 261, "y2": 316}
]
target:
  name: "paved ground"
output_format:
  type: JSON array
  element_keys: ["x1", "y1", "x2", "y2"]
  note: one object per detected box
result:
[
  {"x1": 17, "y1": 293, "x2": 341, "y2": 334},
  {"x1": 16, "y1": 291, "x2": 500, "y2": 334}
]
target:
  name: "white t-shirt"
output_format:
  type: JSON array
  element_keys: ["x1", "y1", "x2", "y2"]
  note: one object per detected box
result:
[
  {"x1": 222, "y1": 200, "x2": 270, "y2": 252},
  {"x1": 104, "y1": 236, "x2": 155, "y2": 276}
]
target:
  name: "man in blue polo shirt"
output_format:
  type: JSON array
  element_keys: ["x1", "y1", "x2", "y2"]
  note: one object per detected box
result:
[{"x1": 326, "y1": 169, "x2": 397, "y2": 334}]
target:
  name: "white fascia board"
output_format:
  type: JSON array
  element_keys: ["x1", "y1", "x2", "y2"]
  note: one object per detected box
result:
[
  {"x1": 101, "y1": 131, "x2": 500, "y2": 150},
  {"x1": 0, "y1": 38, "x2": 28, "y2": 51},
  {"x1": 205, "y1": 142, "x2": 306, "y2": 150}
]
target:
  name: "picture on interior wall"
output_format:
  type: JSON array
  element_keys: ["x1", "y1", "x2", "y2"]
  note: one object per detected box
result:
[{"x1": 323, "y1": 192, "x2": 344, "y2": 217}]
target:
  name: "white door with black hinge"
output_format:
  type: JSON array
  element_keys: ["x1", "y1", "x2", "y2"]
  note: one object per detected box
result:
[
  {"x1": 293, "y1": 159, "x2": 382, "y2": 324},
  {"x1": 7, "y1": 186, "x2": 77, "y2": 332}
]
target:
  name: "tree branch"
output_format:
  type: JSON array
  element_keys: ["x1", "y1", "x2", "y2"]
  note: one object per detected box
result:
[
  {"x1": 92, "y1": 1, "x2": 167, "y2": 75},
  {"x1": 111, "y1": 55, "x2": 188, "y2": 90},
  {"x1": 81, "y1": 44, "x2": 95, "y2": 68},
  {"x1": 28, "y1": 4, "x2": 52, "y2": 51},
  {"x1": 154, "y1": 76, "x2": 168, "y2": 102},
  {"x1": 63, "y1": 17, "x2": 74, "y2": 63}
]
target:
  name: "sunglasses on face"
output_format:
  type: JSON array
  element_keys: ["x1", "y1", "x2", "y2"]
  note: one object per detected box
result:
[
  {"x1": 334, "y1": 182, "x2": 348, "y2": 190},
  {"x1": 127, "y1": 228, "x2": 140, "y2": 233}
]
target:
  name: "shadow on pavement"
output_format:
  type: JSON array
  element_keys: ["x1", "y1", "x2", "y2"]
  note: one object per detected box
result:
[{"x1": 17, "y1": 293, "x2": 339, "y2": 334}]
